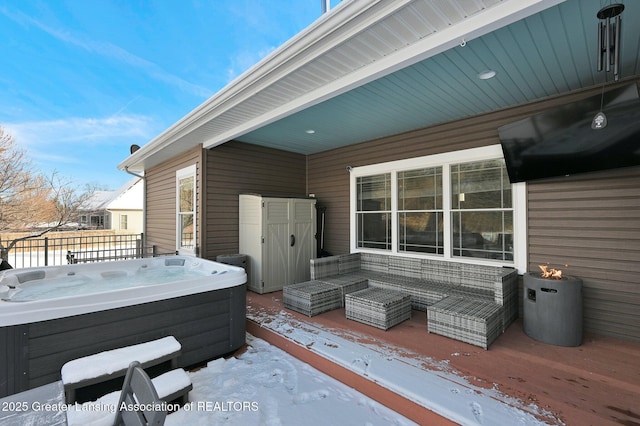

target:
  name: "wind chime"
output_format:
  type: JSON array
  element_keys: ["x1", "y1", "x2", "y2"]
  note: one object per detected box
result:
[
  {"x1": 597, "y1": 3, "x2": 624, "y2": 80},
  {"x1": 592, "y1": 3, "x2": 625, "y2": 130}
]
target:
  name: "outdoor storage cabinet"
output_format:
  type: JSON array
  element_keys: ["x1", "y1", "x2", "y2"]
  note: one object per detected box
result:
[{"x1": 239, "y1": 194, "x2": 317, "y2": 294}]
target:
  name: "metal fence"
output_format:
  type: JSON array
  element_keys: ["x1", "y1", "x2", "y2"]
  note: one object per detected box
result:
[{"x1": 1, "y1": 233, "x2": 144, "y2": 269}]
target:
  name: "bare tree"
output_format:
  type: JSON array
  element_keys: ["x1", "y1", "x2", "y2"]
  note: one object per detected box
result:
[
  {"x1": 45, "y1": 172, "x2": 97, "y2": 229},
  {"x1": 0, "y1": 127, "x2": 95, "y2": 268},
  {"x1": 0, "y1": 127, "x2": 36, "y2": 230}
]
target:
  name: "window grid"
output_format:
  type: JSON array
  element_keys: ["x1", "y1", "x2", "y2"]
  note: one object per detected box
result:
[
  {"x1": 397, "y1": 167, "x2": 443, "y2": 254},
  {"x1": 355, "y1": 158, "x2": 514, "y2": 263},
  {"x1": 356, "y1": 174, "x2": 391, "y2": 250},
  {"x1": 176, "y1": 166, "x2": 196, "y2": 253},
  {"x1": 450, "y1": 159, "x2": 513, "y2": 261}
]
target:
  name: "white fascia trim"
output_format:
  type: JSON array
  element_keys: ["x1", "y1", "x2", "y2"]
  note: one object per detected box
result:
[{"x1": 118, "y1": 0, "x2": 392, "y2": 171}]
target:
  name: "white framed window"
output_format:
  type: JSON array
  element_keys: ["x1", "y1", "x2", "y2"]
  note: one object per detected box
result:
[
  {"x1": 176, "y1": 165, "x2": 196, "y2": 255},
  {"x1": 397, "y1": 166, "x2": 443, "y2": 254},
  {"x1": 356, "y1": 173, "x2": 391, "y2": 250},
  {"x1": 350, "y1": 145, "x2": 527, "y2": 273},
  {"x1": 120, "y1": 214, "x2": 128, "y2": 230}
]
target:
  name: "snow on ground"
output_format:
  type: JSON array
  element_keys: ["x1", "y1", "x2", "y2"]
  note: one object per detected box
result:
[
  {"x1": 166, "y1": 334, "x2": 415, "y2": 426},
  {"x1": 67, "y1": 308, "x2": 558, "y2": 426},
  {"x1": 68, "y1": 334, "x2": 411, "y2": 426},
  {"x1": 245, "y1": 308, "x2": 559, "y2": 425}
]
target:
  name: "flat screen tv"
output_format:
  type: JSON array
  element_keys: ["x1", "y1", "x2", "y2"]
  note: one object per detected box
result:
[{"x1": 498, "y1": 83, "x2": 640, "y2": 183}]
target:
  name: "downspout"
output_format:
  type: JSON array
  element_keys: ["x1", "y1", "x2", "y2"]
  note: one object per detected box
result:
[
  {"x1": 124, "y1": 166, "x2": 147, "y2": 256},
  {"x1": 124, "y1": 166, "x2": 144, "y2": 180}
]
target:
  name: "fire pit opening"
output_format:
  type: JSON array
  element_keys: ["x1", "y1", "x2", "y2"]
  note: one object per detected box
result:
[{"x1": 538, "y1": 264, "x2": 565, "y2": 280}]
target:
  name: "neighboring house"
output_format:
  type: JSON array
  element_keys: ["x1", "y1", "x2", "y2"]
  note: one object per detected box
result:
[
  {"x1": 119, "y1": 0, "x2": 640, "y2": 341},
  {"x1": 78, "y1": 178, "x2": 143, "y2": 233},
  {"x1": 106, "y1": 178, "x2": 144, "y2": 234},
  {"x1": 78, "y1": 190, "x2": 114, "y2": 230}
]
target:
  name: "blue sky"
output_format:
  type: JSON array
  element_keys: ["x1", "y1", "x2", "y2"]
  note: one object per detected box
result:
[{"x1": 1, "y1": 1, "x2": 333, "y2": 190}]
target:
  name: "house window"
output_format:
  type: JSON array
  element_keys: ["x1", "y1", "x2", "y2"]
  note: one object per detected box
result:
[
  {"x1": 356, "y1": 173, "x2": 391, "y2": 250},
  {"x1": 120, "y1": 214, "x2": 128, "y2": 230},
  {"x1": 450, "y1": 159, "x2": 513, "y2": 261},
  {"x1": 350, "y1": 145, "x2": 526, "y2": 272},
  {"x1": 90, "y1": 214, "x2": 104, "y2": 229},
  {"x1": 398, "y1": 167, "x2": 443, "y2": 254},
  {"x1": 176, "y1": 165, "x2": 196, "y2": 254}
]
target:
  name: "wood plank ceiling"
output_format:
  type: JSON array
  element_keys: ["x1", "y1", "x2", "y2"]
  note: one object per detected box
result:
[{"x1": 235, "y1": 0, "x2": 640, "y2": 154}]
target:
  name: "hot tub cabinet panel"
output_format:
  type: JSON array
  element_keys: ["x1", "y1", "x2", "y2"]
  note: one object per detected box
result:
[
  {"x1": 1, "y1": 284, "x2": 245, "y2": 397},
  {"x1": 0, "y1": 325, "x2": 30, "y2": 396},
  {"x1": 0, "y1": 256, "x2": 246, "y2": 398}
]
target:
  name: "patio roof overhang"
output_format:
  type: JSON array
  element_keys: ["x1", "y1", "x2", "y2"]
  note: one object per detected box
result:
[{"x1": 118, "y1": 0, "x2": 640, "y2": 172}]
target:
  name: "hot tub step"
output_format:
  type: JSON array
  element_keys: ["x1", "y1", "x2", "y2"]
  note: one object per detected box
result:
[{"x1": 61, "y1": 336, "x2": 182, "y2": 404}]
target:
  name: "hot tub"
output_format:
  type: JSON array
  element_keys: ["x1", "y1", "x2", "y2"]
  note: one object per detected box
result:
[{"x1": 0, "y1": 256, "x2": 246, "y2": 397}]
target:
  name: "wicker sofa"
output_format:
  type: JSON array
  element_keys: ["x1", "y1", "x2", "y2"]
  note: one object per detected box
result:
[{"x1": 284, "y1": 252, "x2": 518, "y2": 349}]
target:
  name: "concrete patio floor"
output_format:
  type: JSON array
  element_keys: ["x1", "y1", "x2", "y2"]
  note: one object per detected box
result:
[{"x1": 245, "y1": 290, "x2": 640, "y2": 425}]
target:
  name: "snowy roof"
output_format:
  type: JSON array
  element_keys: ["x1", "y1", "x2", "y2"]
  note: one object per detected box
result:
[
  {"x1": 81, "y1": 190, "x2": 116, "y2": 211},
  {"x1": 106, "y1": 178, "x2": 143, "y2": 210},
  {"x1": 80, "y1": 178, "x2": 143, "y2": 211}
]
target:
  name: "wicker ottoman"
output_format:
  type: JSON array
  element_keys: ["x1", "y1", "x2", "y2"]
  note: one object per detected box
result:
[
  {"x1": 345, "y1": 287, "x2": 411, "y2": 330},
  {"x1": 283, "y1": 280, "x2": 343, "y2": 317},
  {"x1": 427, "y1": 296, "x2": 502, "y2": 349},
  {"x1": 320, "y1": 275, "x2": 368, "y2": 306}
]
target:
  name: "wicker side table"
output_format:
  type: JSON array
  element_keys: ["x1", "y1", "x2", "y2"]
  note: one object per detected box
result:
[
  {"x1": 283, "y1": 280, "x2": 343, "y2": 317},
  {"x1": 427, "y1": 296, "x2": 502, "y2": 349},
  {"x1": 345, "y1": 287, "x2": 411, "y2": 330}
]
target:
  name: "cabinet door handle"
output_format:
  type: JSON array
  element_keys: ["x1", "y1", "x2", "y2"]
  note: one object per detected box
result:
[{"x1": 290, "y1": 234, "x2": 296, "y2": 247}]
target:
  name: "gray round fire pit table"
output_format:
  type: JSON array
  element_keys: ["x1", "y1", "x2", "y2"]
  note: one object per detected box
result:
[{"x1": 523, "y1": 272, "x2": 583, "y2": 346}]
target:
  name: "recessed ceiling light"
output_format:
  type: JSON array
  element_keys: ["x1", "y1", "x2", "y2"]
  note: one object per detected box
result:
[
  {"x1": 305, "y1": 129, "x2": 315, "y2": 134},
  {"x1": 478, "y1": 69, "x2": 497, "y2": 80}
]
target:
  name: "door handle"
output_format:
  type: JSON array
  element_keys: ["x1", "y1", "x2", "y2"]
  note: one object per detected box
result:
[{"x1": 290, "y1": 234, "x2": 296, "y2": 247}]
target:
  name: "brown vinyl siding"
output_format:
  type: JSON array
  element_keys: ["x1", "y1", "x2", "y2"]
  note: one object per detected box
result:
[
  {"x1": 309, "y1": 79, "x2": 640, "y2": 257},
  {"x1": 527, "y1": 167, "x2": 640, "y2": 341},
  {"x1": 145, "y1": 145, "x2": 203, "y2": 255},
  {"x1": 307, "y1": 108, "x2": 512, "y2": 255},
  {"x1": 203, "y1": 141, "x2": 306, "y2": 259},
  {"x1": 308, "y1": 79, "x2": 640, "y2": 341},
  {"x1": 144, "y1": 80, "x2": 639, "y2": 341}
]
